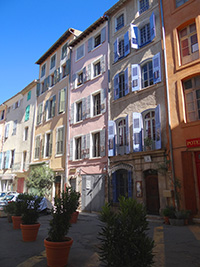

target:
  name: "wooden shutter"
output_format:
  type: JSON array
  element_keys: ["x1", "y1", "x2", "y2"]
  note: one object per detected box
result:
[
  {"x1": 153, "y1": 52, "x2": 161, "y2": 84},
  {"x1": 114, "y1": 74, "x2": 119, "y2": 100},
  {"x1": 101, "y1": 88, "x2": 106, "y2": 113},
  {"x1": 66, "y1": 59, "x2": 70, "y2": 76},
  {"x1": 125, "y1": 115, "x2": 130, "y2": 154},
  {"x1": 36, "y1": 83, "x2": 40, "y2": 97},
  {"x1": 131, "y1": 24, "x2": 139, "y2": 49},
  {"x1": 112, "y1": 172, "x2": 118, "y2": 202},
  {"x1": 101, "y1": 55, "x2": 106, "y2": 73},
  {"x1": 108, "y1": 120, "x2": 116, "y2": 156},
  {"x1": 114, "y1": 39, "x2": 119, "y2": 62},
  {"x1": 87, "y1": 64, "x2": 91, "y2": 81},
  {"x1": 83, "y1": 67, "x2": 87, "y2": 83},
  {"x1": 70, "y1": 103, "x2": 74, "y2": 124},
  {"x1": 101, "y1": 27, "x2": 106, "y2": 43},
  {"x1": 59, "y1": 88, "x2": 66, "y2": 113},
  {"x1": 86, "y1": 95, "x2": 91, "y2": 119},
  {"x1": 82, "y1": 135, "x2": 86, "y2": 159},
  {"x1": 131, "y1": 64, "x2": 141, "y2": 91},
  {"x1": 132, "y1": 112, "x2": 143, "y2": 152},
  {"x1": 52, "y1": 95, "x2": 56, "y2": 117},
  {"x1": 82, "y1": 97, "x2": 86, "y2": 120},
  {"x1": 49, "y1": 132, "x2": 53, "y2": 156},
  {"x1": 124, "y1": 67, "x2": 129, "y2": 96},
  {"x1": 44, "y1": 101, "x2": 48, "y2": 122},
  {"x1": 150, "y1": 12, "x2": 156, "y2": 41},
  {"x1": 69, "y1": 139, "x2": 73, "y2": 161},
  {"x1": 41, "y1": 134, "x2": 45, "y2": 158},
  {"x1": 128, "y1": 171, "x2": 132, "y2": 198},
  {"x1": 155, "y1": 104, "x2": 161, "y2": 149},
  {"x1": 100, "y1": 128, "x2": 106, "y2": 157},
  {"x1": 88, "y1": 37, "x2": 93, "y2": 52},
  {"x1": 124, "y1": 31, "x2": 130, "y2": 57},
  {"x1": 85, "y1": 133, "x2": 90, "y2": 158}
]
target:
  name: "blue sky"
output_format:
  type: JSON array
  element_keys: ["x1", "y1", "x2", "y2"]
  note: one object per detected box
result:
[{"x1": 0, "y1": 0, "x2": 117, "y2": 104}]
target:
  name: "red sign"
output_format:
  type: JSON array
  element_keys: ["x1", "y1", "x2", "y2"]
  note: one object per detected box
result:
[{"x1": 186, "y1": 138, "x2": 200, "y2": 148}]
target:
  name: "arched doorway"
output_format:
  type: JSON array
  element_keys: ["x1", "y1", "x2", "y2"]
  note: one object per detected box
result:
[{"x1": 144, "y1": 170, "x2": 160, "y2": 215}]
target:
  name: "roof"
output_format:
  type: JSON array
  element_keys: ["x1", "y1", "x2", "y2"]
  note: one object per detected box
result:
[
  {"x1": 69, "y1": 16, "x2": 107, "y2": 47},
  {"x1": 35, "y1": 28, "x2": 79, "y2": 65},
  {"x1": 104, "y1": 0, "x2": 128, "y2": 16}
]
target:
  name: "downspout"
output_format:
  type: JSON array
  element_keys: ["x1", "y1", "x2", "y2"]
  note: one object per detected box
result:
[{"x1": 159, "y1": 0, "x2": 178, "y2": 209}]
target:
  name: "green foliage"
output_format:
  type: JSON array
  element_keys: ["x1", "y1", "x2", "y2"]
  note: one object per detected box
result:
[
  {"x1": 4, "y1": 201, "x2": 16, "y2": 215},
  {"x1": 4, "y1": 193, "x2": 25, "y2": 216},
  {"x1": 98, "y1": 197, "x2": 154, "y2": 267},
  {"x1": 48, "y1": 187, "x2": 80, "y2": 242},
  {"x1": 162, "y1": 206, "x2": 176, "y2": 218},
  {"x1": 20, "y1": 193, "x2": 42, "y2": 224},
  {"x1": 26, "y1": 165, "x2": 54, "y2": 197}
]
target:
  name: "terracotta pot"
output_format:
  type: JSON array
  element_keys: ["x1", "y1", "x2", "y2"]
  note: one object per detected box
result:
[
  {"x1": 12, "y1": 216, "x2": 22, "y2": 229},
  {"x1": 44, "y1": 237, "x2": 73, "y2": 267},
  {"x1": 20, "y1": 223, "x2": 40, "y2": 242},
  {"x1": 164, "y1": 216, "x2": 170, "y2": 225},
  {"x1": 70, "y1": 211, "x2": 79, "y2": 224}
]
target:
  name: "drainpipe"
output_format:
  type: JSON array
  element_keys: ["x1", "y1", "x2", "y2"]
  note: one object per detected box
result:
[{"x1": 159, "y1": 0, "x2": 178, "y2": 210}]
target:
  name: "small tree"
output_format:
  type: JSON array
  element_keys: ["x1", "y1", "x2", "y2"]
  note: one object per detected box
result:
[
  {"x1": 98, "y1": 197, "x2": 154, "y2": 267},
  {"x1": 27, "y1": 165, "x2": 54, "y2": 197}
]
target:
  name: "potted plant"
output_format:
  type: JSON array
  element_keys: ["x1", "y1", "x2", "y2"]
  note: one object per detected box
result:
[
  {"x1": 4, "y1": 201, "x2": 16, "y2": 223},
  {"x1": 144, "y1": 137, "x2": 153, "y2": 151},
  {"x1": 5, "y1": 194, "x2": 24, "y2": 228},
  {"x1": 70, "y1": 191, "x2": 80, "y2": 224},
  {"x1": 44, "y1": 187, "x2": 80, "y2": 267},
  {"x1": 162, "y1": 206, "x2": 176, "y2": 225},
  {"x1": 20, "y1": 193, "x2": 42, "y2": 242}
]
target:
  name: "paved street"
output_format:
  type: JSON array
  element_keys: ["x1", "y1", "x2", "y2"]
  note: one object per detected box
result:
[{"x1": 0, "y1": 212, "x2": 200, "y2": 267}]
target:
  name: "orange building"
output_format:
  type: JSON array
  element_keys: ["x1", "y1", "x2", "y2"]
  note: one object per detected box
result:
[{"x1": 161, "y1": 0, "x2": 200, "y2": 216}]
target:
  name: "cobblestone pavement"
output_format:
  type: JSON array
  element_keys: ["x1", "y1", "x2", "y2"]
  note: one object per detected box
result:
[{"x1": 0, "y1": 213, "x2": 200, "y2": 267}]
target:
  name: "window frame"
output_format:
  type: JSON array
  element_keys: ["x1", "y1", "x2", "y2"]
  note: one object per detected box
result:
[
  {"x1": 50, "y1": 53, "x2": 56, "y2": 70},
  {"x1": 76, "y1": 44, "x2": 85, "y2": 61},
  {"x1": 12, "y1": 120, "x2": 17, "y2": 135},
  {"x1": 37, "y1": 102, "x2": 43, "y2": 125},
  {"x1": 34, "y1": 135, "x2": 41, "y2": 159},
  {"x1": 76, "y1": 100, "x2": 83, "y2": 122},
  {"x1": 44, "y1": 131, "x2": 52, "y2": 158},
  {"x1": 61, "y1": 42, "x2": 68, "y2": 60},
  {"x1": 92, "y1": 131, "x2": 100, "y2": 158},
  {"x1": 93, "y1": 91, "x2": 101, "y2": 117},
  {"x1": 75, "y1": 136, "x2": 82, "y2": 160},
  {"x1": 115, "y1": 13, "x2": 124, "y2": 32},
  {"x1": 138, "y1": 0, "x2": 149, "y2": 15},
  {"x1": 56, "y1": 126, "x2": 64, "y2": 156},
  {"x1": 141, "y1": 60, "x2": 153, "y2": 88},
  {"x1": 176, "y1": 0, "x2": 189, "y2": 8},
  {"x1": 41, "y1": 63, "x2": 46, "y2": 78}
]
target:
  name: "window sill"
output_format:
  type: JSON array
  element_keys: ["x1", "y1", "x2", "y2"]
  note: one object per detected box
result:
[
  {"x1": 175, "y1": 57, "x2": 200, "y2": 73},
  {"x1": 55, "y1": 153, "x2": 63, "y2": 158},
  {"x1": 180, "y1": 120, "x2": 200, "y2": 128},
  {"x1": 171, "y1": 0, "x2": 195, "y2": 15}
]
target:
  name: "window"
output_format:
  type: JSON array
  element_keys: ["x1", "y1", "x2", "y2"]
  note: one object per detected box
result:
[
  {"x1": 61, "y1": 43, "x2": 68, "y2": 59},
  {"x1": 112, "y1": 170, "x2": 132, "y2": 202},
  {"x1": 22, "y1": 151, "x2": 27, "y2": 171},
  {"x1": 115, "y1": 14, "x2": 124, "y2": 31},
  {"x1": 3, "y1": 151, "x2": 10, "y2": 169},
  {"x1": 45, "y1": 132, "x2": 52, "y2": 157},
  {"x1": 75, "y1": 137, "x2": 82, "y2": 160},
  {"x1": 0, "y1": 110, "x2": 5, "y2": 120},
  {"x1": 76, "y1": 101, "x2": 82, "y2": 122},
  {"x1": 24, "y1": 127, "x2": 28, "y2": 141},
  {"x1": 118, "y1": 119, "x2": 127, "y2": 146},
  {"x1": 92, "y1": 132, "x2": 100, "y2": 157},
  {"x1": 27, "y1": 91, "x2": 31, "y2": 101},
  {"x1": 176, "y1": 0, "x2": 188, "y2": 8},
  {"x1": 4, "y1": 123, "x2": 9, "y2": 139},
  {"x1": 141, "y1": 61, "x2": 153, "y2": 88},
  {"x1": 48, "y1": 96, "x2": 56, "y2": 119},
  {"x1": 56, "y1": 127, "x2": 64, "y2": 155},
  {"x1": 114, "y1": 68, "x2": 129, "y2": 100},
  {"x1": 94, "y1": 34, "x2": 101, "y2": 48},
  {"x1": 41, "y1": 63, "x2": 46, "y2": 78},
  {"x1": 50, "y1": 54, "x2": 56, "y2": 69},
  {"x1": 93, "y1": 93, "x2": 101, "y2": 116},
  {"x1": 58, "y1": 88, "x2": 66, "y2": 114},
  {"x1": 77, "y1": 71, "x2": 83, "y2": 86},
  {"x1": 34, "y1": 136, "x2": 40, "y2": 159},
  {"x1": 37, "y1": 103, "x2": 43, "y2": 125},
  {"x1": 183, "y1": 76, "x2": 200, "y2": 122},
  {"x1": 119, "y1": 73, "x2": 125, "y2": 98},
  {"x1": 94, "y1": 61, "x2": 101, "y2": 77},
  {"x1": 143, "y1": 110, "x2": 155, "y2": 150},
  {"x1": 76, "y1": 44, "x2": 84, "y2": 61},
  {"x1": 179, "y1": 22, "x2": 199, "y2": 64},
  {"x1": 140, "y1": 23, "x2": 150, "y2": 46},
  {"x1": 10, "y1": 150, "x2": 15, "y2": 169},
  {"x1": 13, "y1": 100, "x2": 20, "y2": 109},
  {"x1": 88, "y1": 27, "x2": 106, "y2": 52},
  {"x1": 12, "y1": 120, "x2": 17, "y2": 135},
  {"x1": 114, "y1": 31, "x2": 130, "y2": 62},
  {"x1": 25, "y1": 105, "x2": 30, "y2": 121},
  {"x1": 139, "y1": 0, "x2": 149, "y2": 14}
]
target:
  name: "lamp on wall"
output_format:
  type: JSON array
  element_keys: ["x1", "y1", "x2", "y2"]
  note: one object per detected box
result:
[
  {"x1": 77, "y1": 168, "x2": 82, "y2": 175},
  {"x1": 103, "y1": 165, "x2": 107, "y2": 172}
]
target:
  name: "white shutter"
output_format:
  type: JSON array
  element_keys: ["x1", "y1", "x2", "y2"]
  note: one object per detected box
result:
[
  {"x1": 153, "y1": 52, "x2": 161, "y2": 84},
  {"x1": 131, "y1": 64, "x2": 141, "y2": 91},
  {"x1": 108, "y1": 120, "x2": 116, "y2": 156},
  {"x1": 132, "y1": 112, "x2": 143, "y2": 152},
  {"x1": 131, "y1": 24, "x2": 139, "y2": 49}
]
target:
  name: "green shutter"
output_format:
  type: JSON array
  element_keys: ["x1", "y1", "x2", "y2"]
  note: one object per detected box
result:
[
  {"x1": 25, "y1": 105, "x2": 30, "y2": 121},
  {"x1": 27, "y1": 91, "x2": 31, "y2": 101}
]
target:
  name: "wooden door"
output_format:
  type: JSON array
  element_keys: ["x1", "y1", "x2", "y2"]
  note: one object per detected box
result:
[
  {"x1": 17, "y1": 178, "x2": 24, "y2": 193},
  {"x1": 145, "y1": 175, "x2": 160, "y2": 215}
]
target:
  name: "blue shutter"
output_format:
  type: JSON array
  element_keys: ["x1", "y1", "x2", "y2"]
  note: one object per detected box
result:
[
  {"x1": 124, "y1": 31, "x2": 130, "y2": 57},
  {"x1": 0, "y1": 152, "x2": 2, "y2": 170},
  {"x1": 153, "y1": 52, "x2": 161, "y2": 84},
  {"x1": 125, "y1": 115, "x2": 130, "y2": 154},
  {"x1": 114, "y1": 74, "x2": 119, "y2": 100},
  {"x1": 101, "y1": 27, "x2": 106, "y2": 43},
  {"x1": 108, "y1": 120, "x2": 116, "y2": 157},
  {"x1": 132, "y1": 112, "x2": 143, "y2": 152},
  {"x1": 124, "y1": 67, "x2": 129, "y2": 96},
  {"x1": 155, "y1": 104, "x2": 161, "y2": 149},
  {"x1": 131, "y1": 64, "x2": 141, "y2": 91},
  {"x1": 128, "y1": 171, "x2": 132, "y2": 198},
  {"x1": 88, "y1": 37, "x2": 93, "y2": 52},
  {"x1": 112, "y1": 172, "x2": 118, "y2": 202},
  {"x1": 150, "y1": 12, "x2": 156, "y2": 41},
  {"x1": 114, "y1": 39, "x2": 119, "y2": 62},
  {"x1": 131, "y1": 24, "x2": 139, "y2": 49},
  {"x1": 101, "y1": 88, "x2": 107, "y2": 113}
]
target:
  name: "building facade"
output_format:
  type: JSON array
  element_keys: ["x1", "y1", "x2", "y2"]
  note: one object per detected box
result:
[
  {"x1": 161, "y1": 0, "x2": 200, "y2": 216},
  {"x1": 105, "y1": 0, "x2": 169, "y2": 215},
  {"x1": 33, "y1": 28, "x2": 81, "y2": 199},
  {"x1": 0, "y1": 80, "x2": 37, "y2": 192},
  {"x1": 68, "y1": 17, "x2": 108, "y2": 212}
]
